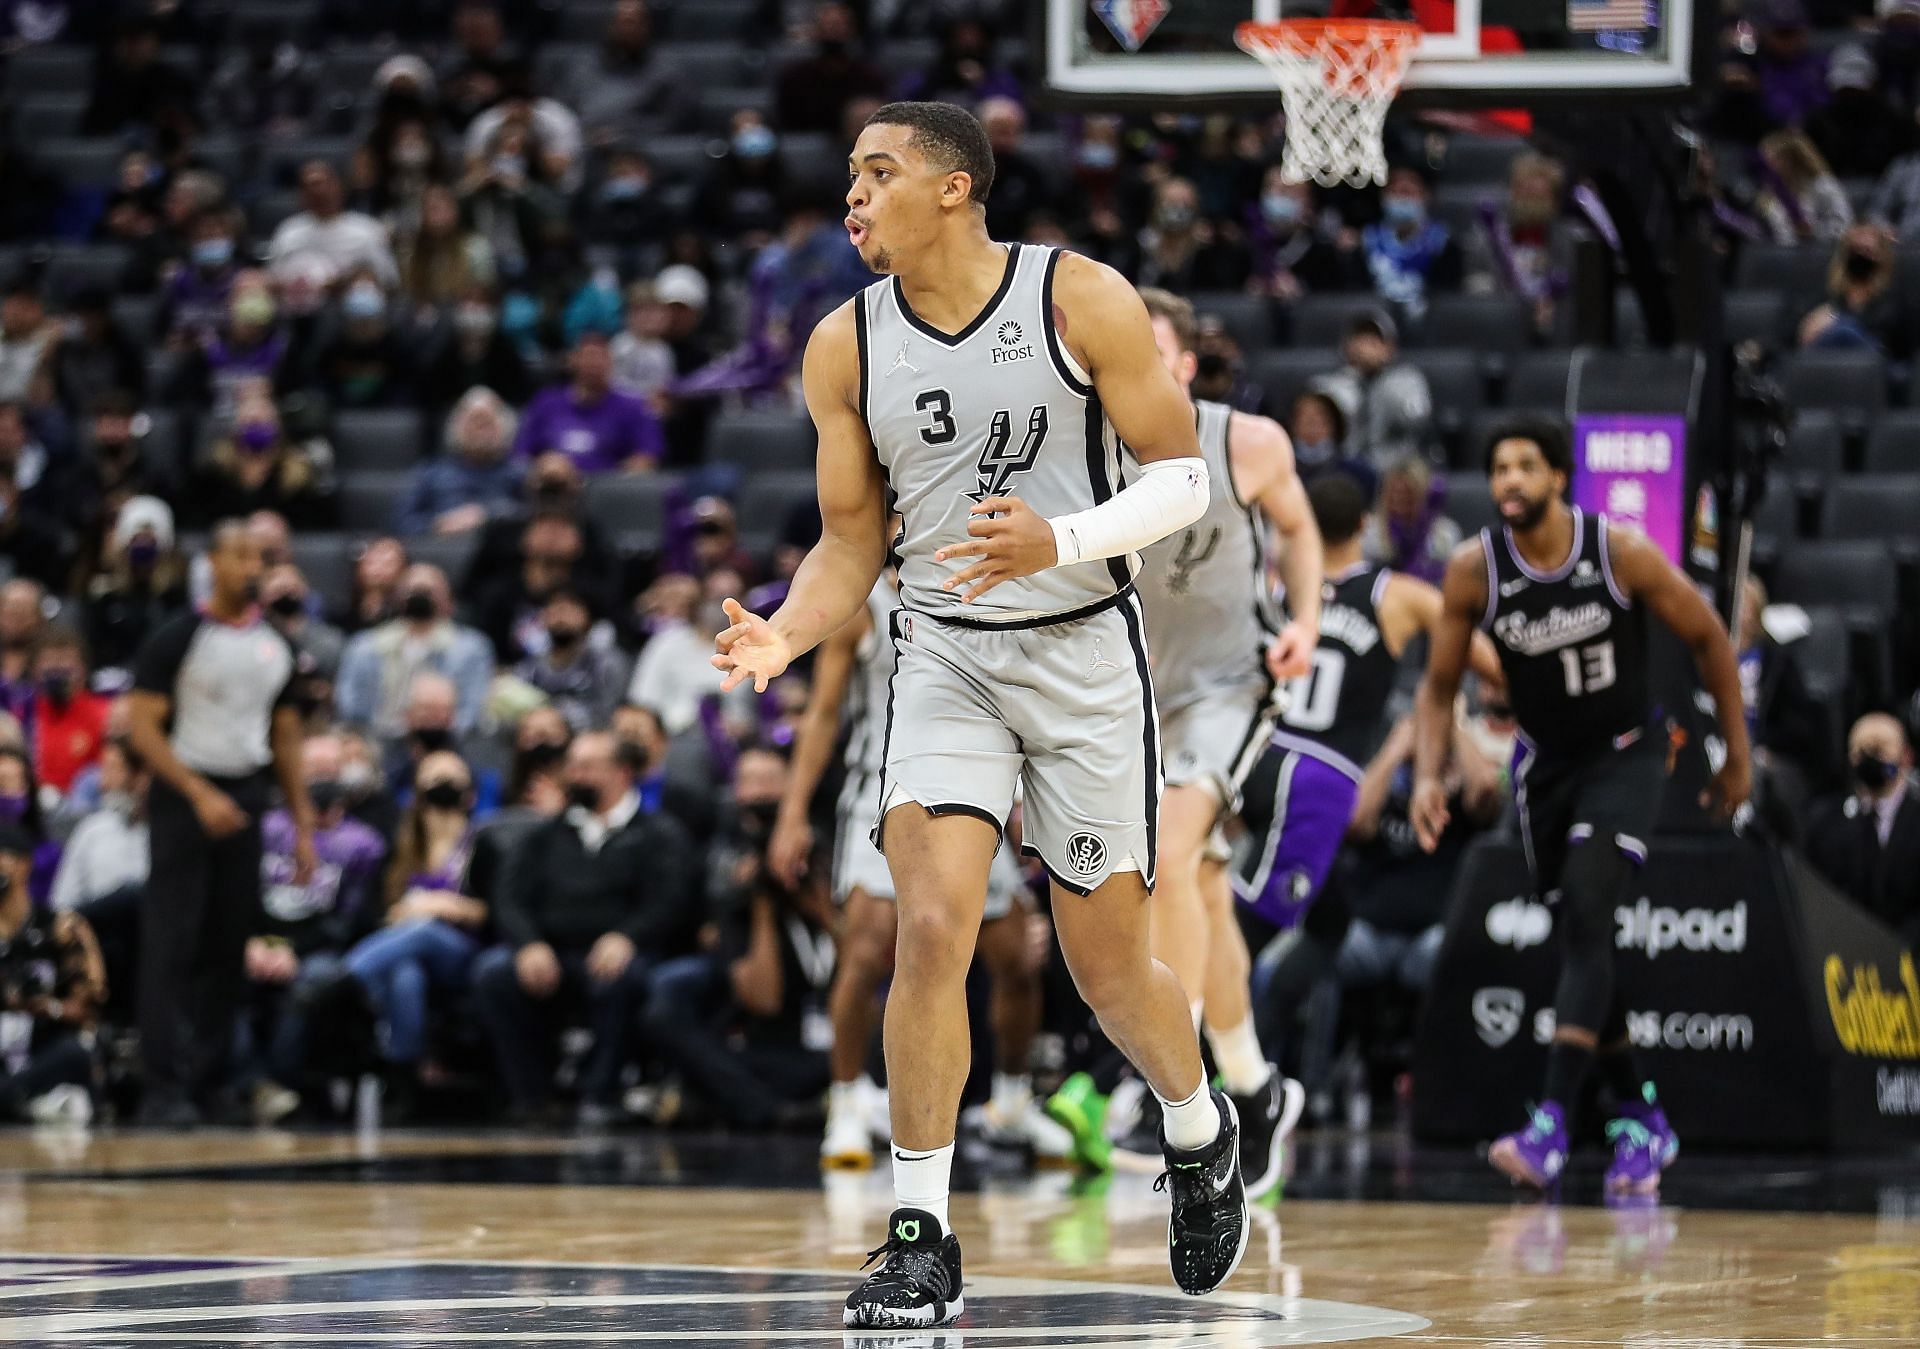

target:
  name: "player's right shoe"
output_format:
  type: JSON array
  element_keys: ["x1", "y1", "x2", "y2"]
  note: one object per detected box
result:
[
  {"x1": 1604, "y1": 1092, "x2": 1679, "y2": 1195},
  {"x1": 1229, "y1": 1067, "x2": 1304, "y2": 1203},
  {"x1": 844, "y1": 1208, "x2": 964, "y2": 1330},
  {"x1": 1489, "y1": 1103, "x2": 1569, "y2": 1189},
  {"x1": 822, "y1": 1091, "x2": 875, "y2": 1170},
  {"x1": 1155, "y1": 1089, "x2": 1250, "y2": 1296}
]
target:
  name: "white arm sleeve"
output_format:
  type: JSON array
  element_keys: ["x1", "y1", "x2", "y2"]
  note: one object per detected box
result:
[{"x1": 1048, "y1": 456, "x2": 1209, "y2": 567}]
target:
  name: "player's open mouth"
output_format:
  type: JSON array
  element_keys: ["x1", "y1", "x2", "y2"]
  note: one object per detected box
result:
[
  {"x1": 1499, "y1": 497, "x2": 1528, "y2": 517},
  {"x1": 846, "y1": 217, "x2": 870, "y2": 247}
]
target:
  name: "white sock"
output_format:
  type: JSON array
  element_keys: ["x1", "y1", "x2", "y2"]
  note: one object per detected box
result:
[
  {"x1": 1206, "y1": 1016, "x2": 1271, "y2": 1097},
  {"x1": 1157, "y1": 1081, "x2": 1222, "y2": 1152},
  {"x1": 830, "y1": 1080, "x2": 861, "y2": 1118},
  {"x1": 991, "y1": 1072, "x2": 1031, "y2": 1117},
  {"x1": 891, "y1": 1142, "x2": 954, "y2": 1233}
]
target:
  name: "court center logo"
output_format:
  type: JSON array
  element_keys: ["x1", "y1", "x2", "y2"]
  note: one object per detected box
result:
[{"x1": 1066, "y1": 831, "x2": 1107, "y2": 877}]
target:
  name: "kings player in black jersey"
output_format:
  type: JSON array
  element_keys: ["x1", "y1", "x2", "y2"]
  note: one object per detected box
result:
[{"x1": 1412, "y1": 417, "x2": 1751, "y2": 1196}]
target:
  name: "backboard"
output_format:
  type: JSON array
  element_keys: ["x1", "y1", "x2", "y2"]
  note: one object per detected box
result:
[{"x1": 1040, "y1": 1, "x2": 1704, "y2": 106}]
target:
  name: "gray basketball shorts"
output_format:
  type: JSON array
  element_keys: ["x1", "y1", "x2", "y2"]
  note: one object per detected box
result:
[
  {"x1": 1156, "y1": 681, "x2": 1277, "y2": 816},
  {"x1": 836, "y1": 765, "x2": 1020, "y2": 919},
  {"x1": 872, "y1": 593, "x2": 1160, "y2": 896}
]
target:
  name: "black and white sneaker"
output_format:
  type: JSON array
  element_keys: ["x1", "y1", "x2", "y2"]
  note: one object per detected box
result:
[
  {"x1": 843, "y1": 1208, "x2": 965, "y2": 1329},
  {"x1": 1230, "y1": 1066, "x2": 1305, "y2": 1203},
  {"x1": 1155, "y1": 1089, "x2": 1250, "y2": 1296},
  {"x1": 1110, "y1": 1092, "x2": 1164, "y2": 1174}
]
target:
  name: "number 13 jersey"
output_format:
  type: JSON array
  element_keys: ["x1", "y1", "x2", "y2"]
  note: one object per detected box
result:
[
  {"x1": 857, "y1": 243, "x2": 1136, "y2": 623},
  {"x1": 1479, "y1": 507, "x2": 1651, "y2": 758}
]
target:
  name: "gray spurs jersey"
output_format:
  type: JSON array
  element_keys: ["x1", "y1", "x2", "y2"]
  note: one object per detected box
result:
[
  {"x1": 1134, "y1": 399, "x2": 1275, "y2": 710},
  {"x1": 857, "y1": 243, "x2": 1134, "y2": 623},
  {"x1": 842, "y1": 576, "x2": 898, "y2": 776}
]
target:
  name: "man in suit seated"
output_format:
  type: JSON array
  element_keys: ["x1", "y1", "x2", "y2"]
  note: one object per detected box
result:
[{"x1": 1805, "y1": 711, "x2": 1920, "y2": 949}]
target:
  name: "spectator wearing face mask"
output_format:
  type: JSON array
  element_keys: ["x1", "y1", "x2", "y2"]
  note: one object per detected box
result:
[
  {"x1": 565, "y1": 0, "x2": 692, "y2": 141},
  {"x1": 1797, "y1": 223, "x2": 1908, "y2": 353},
  {"x1": 1137, "y1": 176, "x2": 1253, "y2": 293},
  {"x1": 609, "y1": 281, "x2": 674, "y2": 404},
  {"x1": 26, "y1": 624, "x2": 108, "y2": 799},
  {"x1": 161, "y1": 210, "x2": 246, "y2": 352},
  {"x1": 773, "y1": 2, "x2": 885, "y2": 135},
  {"x1": 74, "y1": 390, "x2": 177, "y2": 587},
  {"x1": 269, "y1": 160, "x2": 399, "y2": 290},
  {"x1": 503, "y1": 704, "x2": 571, "y2": 822},
  {"x1": 190, "y1": 393, "x2": 336, "y2": 529},
  {"x1": 512, "y1": 590, "x2": 626, "y2": 732},
  {"x1": 1463, "y1": 153, "x2": 1577, "y2": 340},
  {"x1": 1754, "y1": 130, "x2": 1854, "y2": 246},
  {"x1": 334, "y1": 567, "x2": 494, "y2": 750},
  {"x1": 84, "y1": 496, "x2": 190, "y2": 678},
  {"x1": 168, "y1": 272, "x2": 288, "y2": 421},
  {"x1": 0, "y1": 743, "x2": 60, "y2": 902},
  {"x1": 627, "y1": 572, "x2": 750, "y2": 737},
  {"x1": 460, "y1": 453, "x2": 615, "y2": 608},
  {"x1": 299, "y1": 272, "x2": 417, "y2": 409},
  {"x1": 1286, "y1": 391, "x2": 1355, "y2": 484},
  {"x1": 1251, "y1": 172, "x2": 1365, "y2": 306},
  {"x1": 583, "y1": 151, "x2": 677, "y2": 273},
  {"x1": 470, "y1": 514, "x2": 608, "y2": 666},
  {"x1": 1807, "y1": 44, "x2": 1912, "y2": 181},
  {"x1": 0, "y1": 822, "x2": 106, "y2": 1126},
  {"x1": 396, "y1": 183, "x2": 495, "y2": 316},
  {"x1": 1310, "y1": 312, "x2": 1437, "y2": 470},
  {"x1": 472, "y1": 730, "x2": 695, "y2": 1126},
  {"x1": 421, "y1": 294, "x2": 533, "y2": 419},
  {"x1": 514, "y1": 332, "x2": 662, "y2": 474},
  {"x1": 0, "y1": 579, "x2": 42, "y2": 723},
  {"x1": 261, "y1": 563, "x2": 345, "y2": 687},
  {"x1": 1360, "y1": 454, "x2": 1459, "y2": 585},
  {"x1": 399, "y1": 388, "x2": 524, "y2": 538},
  {"x1": 1805, "y1": 712, "x2": 1920, "y2": 949},
  {"x1": 1362, "y1": 164, "x2": 1462, "y2": 316},
  {"x1": 0, "y1": 466, "x2": 71, "y2": 595},
  {"x1": 694, "y1": 110, "x2": 787, "y2": 247}
]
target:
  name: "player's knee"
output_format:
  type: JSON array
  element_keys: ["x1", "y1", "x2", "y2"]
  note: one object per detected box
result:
[
  {"x1": 1557, "y1": 840, "x2": 1631, "y2": 948},
  {"x1": 891, "y1": 900, "x2": 977, "y2": 981}
]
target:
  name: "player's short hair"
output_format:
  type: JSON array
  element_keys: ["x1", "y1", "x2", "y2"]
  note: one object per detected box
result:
[
  {"x1": 1138, "y1": 287, "x2": 1197, "y2": 354},
  {"x1": 1482, "y1": 415, "x2": 1572, "y2": 477},
  {"x1": 1308, "y1": 472, "x2": 1369, "y2": 547},
  {"x1": 865, "y1": 101, "x2": 995, "y2": 204}
]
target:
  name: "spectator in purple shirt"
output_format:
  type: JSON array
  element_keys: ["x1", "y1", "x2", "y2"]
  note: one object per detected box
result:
[
  {"x1": 514, "y1": 332, "x2": 662, "y2": 473},
  {"x1": 1754, "y1": 0, "x2": 1829, "y2": 130},
  {"x1": 161, "y1": 209, "x2": 245, "y2": 352}
]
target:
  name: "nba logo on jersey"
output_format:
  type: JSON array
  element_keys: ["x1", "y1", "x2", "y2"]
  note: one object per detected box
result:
[
  {"x1": 1091, "y1": 0, "x2": 1168, "y2": 52},
  {"x1": 1066, "y1": 831, "x2": 1107, "y2": 877}
]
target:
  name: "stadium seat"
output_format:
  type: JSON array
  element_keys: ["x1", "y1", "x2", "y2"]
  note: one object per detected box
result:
[
  {"x1": 1291, "y1": 294, "x2": 1381, "y2": 349},
  {"x1": 1780, "y1": 350, "x2": 1888, "y2": 432},
  {"x1": 1749, "y1": 487, "x2": 1801, "y2": 571},
  {"x1": 1405, "y1": 349, "x2": 1484, "y2": 446},
  {"x1": 1245, "y1": 348, "x2": 1341, "y2": 415},
  {"x1": 248, "y1": 189, "x2": 304, "y2": 235},
  {"x1": 1440, "y1": 471, "x2": 1499, "y2": 542},
  {"x1": 289, "y1": 534, "x2": 357, "y2": 609},
  {"x1": 1864, "y1": 408, "x2": 1920, "y2": 472},
  {"x1": 231, "y1": 0, "x2": 320, "y2": 41},
  {"x1": 1190, "y1": 291, "x2": 1274, "y2": 353},
  {"x1": 1565, "y1": 348, "x2": 1704, "y2": 415},
  {"x1": 641, "y1": 135, "x2": 716, "y2": 185},
  {"x1": 1430, "y1": 183, "x2": 1491, "y2": 240},
  {"x1": 406, "y1": 532, "x2": 480, "y2": 587},
  {"x1": 3, "y1": 46, "x2": 92, "y2": 97},
  {"x1": 533, "y1": 43, "x2": 592, "y2": 95},
  {"x1": 46, "y1": 245, "x2": 133, "y2": 298},
  {"x1": 584, "y1": 474, "x2": 677, "y2": 541},
  {"x1": 265, "y1": 137, "x2": 357, "y2": 186},
  {"x1": 659, "y1": 0, "x2": 759, "y2": 41},
  {"x1": 1503, "y1": 350, "x2": 1574, "y2": 411},
  {"x1": 697, "y1": 86, "x2": 775, "y2": 134},
  {"x1": 1783, "y1": 410, "x2": 1845, "y2": 495},
  {"x1": 660, "y1": 43, "x2": 759, "y2": 91},
  {"x1": 38, "y1": 138, "x2": 125, "y2": 190},
  {"x1": 332, "y1": 409, "x2": 426, "y2": 473},
  {"x1": 1773, "y1": 540, "x2": 1900, "y2": 627},
  {"x1": 1793, "y1": 605, "x2": 1855, "y2": 708},
  {"x1": 1734, "y1": 242, "x2": 1830, "y2": 297},
  {"x1": 14, "y1": 93, "x2": 86, "y2": 141},
  {"x1": 709, "y1": 410, "x2": 815, "y2": 474},
  {"x1": 1461, "y1": 407, "x2": 1560, "y2": 471},
  {"x1": 776, "y1": 132, "x2": 842, "y2": 193},
  {"x1": 1418, "y1": 294, "x2": 1532, "y2": 356},
  {"x1": 324, "y1": 44, "x2": 390, "y2": 91},
  {"x1": 1818, "y1": 473, "x2": 1920, "y2": 548},
  {"x1": 111, "y1": 295, "x2": 158, "y2": 342},
  {"x1": 559, "y1": 1, "x2": 617, "y2": 41},
  {"x1": 1441, "y1": 135, "x2": 1526, "y2": 185},
  {"x1": 1726, "y1": 290, "x2": 1786, "y2": 348},
  {"x1": 737, "y1": 470, "x2": 816, "y2": 536},
  {"x1": 339, "y1": 471, "x2": 416, "y2": 532}
]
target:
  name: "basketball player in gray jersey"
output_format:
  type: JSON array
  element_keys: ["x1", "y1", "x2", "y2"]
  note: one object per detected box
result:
[
  {"x1": 1121, "y1": 288, "x2": 1321, "y2": 1198},
  {"x1": 768, "y1": 570, "x2": 1069, "y2": 1170},
  {"x1": 713, "y1": 102, "x2": 1248, "y2": 1328}
]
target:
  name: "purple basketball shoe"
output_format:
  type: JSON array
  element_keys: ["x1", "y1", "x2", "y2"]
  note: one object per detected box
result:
[
  {"x1": 1604, "y1": 1093, "x2": 1680, "y2": 1196},
  {"x1": 1489, "y1": 1103, "x2": 1569, "y2": 1189}
]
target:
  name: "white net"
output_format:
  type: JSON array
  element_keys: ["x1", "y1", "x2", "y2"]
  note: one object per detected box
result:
[{"x1": 1236, "y1": 21, "x2": 1421, "y2": 190}]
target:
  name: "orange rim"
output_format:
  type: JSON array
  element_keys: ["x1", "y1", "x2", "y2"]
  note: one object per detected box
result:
[{"x1": 1235, "y1": 18, "x2": 1421, "y2": 84}]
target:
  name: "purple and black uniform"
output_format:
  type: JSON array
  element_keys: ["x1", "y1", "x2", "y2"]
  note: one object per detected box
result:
[{"x1": 1234, "y1": 562, "x2": 1398, "y2": 928}]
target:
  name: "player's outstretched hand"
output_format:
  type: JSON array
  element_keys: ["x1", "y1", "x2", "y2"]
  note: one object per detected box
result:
[
  {"x1": 711, "y1": 597, "x2": 791, "y2": 693},
  {"x1": 1409, "y1": 776, "x2": 1450, "y2": 854},
  {"x1": 935, "y1": 496, "x2": 1058, "y2": 604},
  {"x1": 1699, "y1": 750, "x2": 1753, "y2": 824}
]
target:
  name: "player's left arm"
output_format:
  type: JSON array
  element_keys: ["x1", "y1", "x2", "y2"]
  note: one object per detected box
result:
[
  {"x1": 1228, "y1": 410, "x2": 1320, "y2": 682},
  {"x1": 936, "y1": 254, "x2": 1207, "y2": 602},
  {"x1": 1606, "y1": 524, "x2": 1752, "y2": 820},
  {"x1": 1381, "y1": 571, "x2": 1505, "y2": 690}
]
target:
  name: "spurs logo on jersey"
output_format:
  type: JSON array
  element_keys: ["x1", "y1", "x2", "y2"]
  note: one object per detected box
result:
[
  {"x1": 1166, "y1": 525, "x2": 1221, "y2": 596},
  {"x1": 1479, "y1": 507, "x2": 1651, "y2": 758},
  {"x1": 1066, "y1": 831, "x2": 1107, "y2": 876},
  {"x1": 857, "y1": 243, "x2": 1132, "y2": 621}
]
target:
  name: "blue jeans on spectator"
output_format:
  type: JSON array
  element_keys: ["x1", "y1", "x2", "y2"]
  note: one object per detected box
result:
[
  {"x1": 471, "y1": 943, "x2": 649, "y2": 1111},
  {"x1": 639, "y1": 954, "x2": 829, "y2": 1128},
  {"x1": 0, "y1": 1027, "x2": 93, "y2": 1118},
  {"x1": 346, "y1": 920, "x2": 482, "y2": 1065}
]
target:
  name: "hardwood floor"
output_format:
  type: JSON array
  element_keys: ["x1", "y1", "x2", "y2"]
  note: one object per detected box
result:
[{"x1": 1, "y1": 1127, "x2": 1914, "y2": 1345}]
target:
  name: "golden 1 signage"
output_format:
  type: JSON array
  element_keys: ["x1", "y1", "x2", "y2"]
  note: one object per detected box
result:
[{"x1": 1825, "y1": 953, "x2": 1920, "y2": 1060}]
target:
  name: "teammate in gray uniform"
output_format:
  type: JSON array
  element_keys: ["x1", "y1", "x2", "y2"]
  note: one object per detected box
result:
[
  {"x1": 1115, "y1": 289, "x2": 1321, "y2": 1198},
  {"x1": 769, "y1": 572, "x2": 1069, "y2": 1169},
  {"x1": 712, "y1": 102, "x2": 1248, "y2": 1329}
]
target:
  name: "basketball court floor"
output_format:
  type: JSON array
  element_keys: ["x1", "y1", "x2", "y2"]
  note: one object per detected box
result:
[{"x1": 3, "y1": 1124, "x2": 1915, "y2": 1346}]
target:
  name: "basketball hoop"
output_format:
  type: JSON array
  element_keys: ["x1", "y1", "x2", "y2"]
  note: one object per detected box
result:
[{"x1": 1235, "y1": 20, "x2": 1421, "y2": 190}]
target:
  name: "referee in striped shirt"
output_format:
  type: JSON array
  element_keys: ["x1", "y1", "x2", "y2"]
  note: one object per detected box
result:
[{"x1": 126, "y1": 521, "x2": 316, "y2": 1128}]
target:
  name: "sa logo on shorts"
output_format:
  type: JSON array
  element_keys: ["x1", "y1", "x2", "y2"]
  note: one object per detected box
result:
[{"x1": 1066, "y1": 831, "x2": 1107, "y2": 877}]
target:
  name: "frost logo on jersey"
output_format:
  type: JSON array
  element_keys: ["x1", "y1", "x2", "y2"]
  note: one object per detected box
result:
[
  {"x1": 1492, "y1": 602, "x2": 1611, "y2": 657},
  {"x1": 1066, "y1": 831, "x2": 1108, "y2": 877},
  {"x1": 991, "y1": 319, "x2": 1036, "y2": 366},
  {"x1": 1167, "y1": 525, "x2": 1220, "y2": 595},
  {"x1": 1486, "y1": 895, "x2": 1552, "y2": 950},
  {"x1": 1472, "y1": 988, "x2": 1526, "y2": 1047}
]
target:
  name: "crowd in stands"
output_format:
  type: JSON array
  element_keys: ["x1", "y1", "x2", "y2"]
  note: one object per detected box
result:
[{"x1": 0, "y1": 0, "x2": 1916, "y2": 1132}]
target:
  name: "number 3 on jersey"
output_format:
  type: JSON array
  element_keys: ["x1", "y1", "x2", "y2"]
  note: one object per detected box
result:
[
  {"x1": 1559, "y1": 640, "x2": 1616, "y2": 696},
  {"x1": 916, "y1": 392, "x2": 1051, "y2": 501},
  {"x1": 1282, "y1": 648, "x2": 1346, "y2": 733}
]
